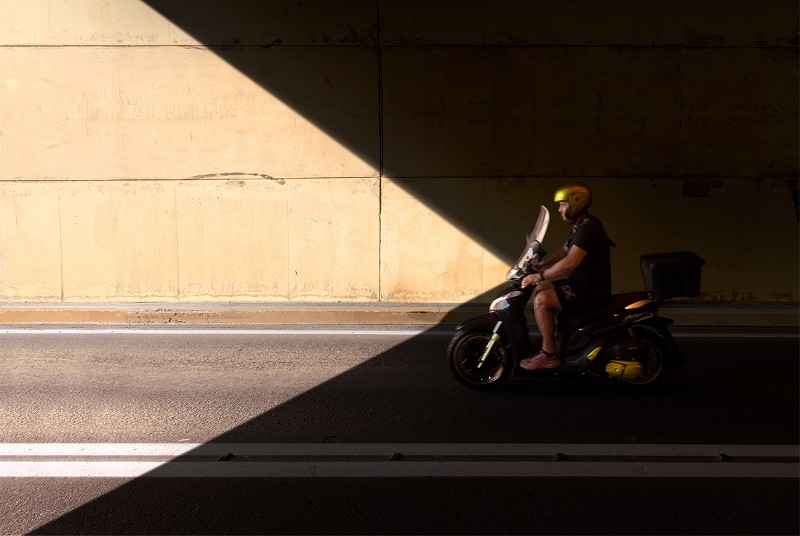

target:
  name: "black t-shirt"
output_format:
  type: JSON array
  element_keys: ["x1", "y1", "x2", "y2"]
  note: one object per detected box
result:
[{"x1": 565, "y1": 215, "x2": 613, "y2": 300}]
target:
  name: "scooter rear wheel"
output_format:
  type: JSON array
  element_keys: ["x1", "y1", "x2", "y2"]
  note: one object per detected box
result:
[
  {"x1": 624, "y1": 328, "x2": 673, "y2": 388},
  {"x1": 448, "y1": 329, "x2": 512, "y2": 389}
]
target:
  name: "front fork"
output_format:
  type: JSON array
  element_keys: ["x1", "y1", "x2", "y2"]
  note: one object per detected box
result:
[{"x1": 477, "y1": 320, "x2": 504, "y2": 369}]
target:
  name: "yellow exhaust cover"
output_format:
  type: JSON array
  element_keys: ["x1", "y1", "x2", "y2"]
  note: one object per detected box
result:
[{"x1": 606, "y1": 360, "x2": 643, "y2": 380}]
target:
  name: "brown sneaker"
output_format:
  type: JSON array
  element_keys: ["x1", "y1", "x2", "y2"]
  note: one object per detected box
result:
[{"x1": 520, "y1": 350, "x2": 560, "y2": 370}]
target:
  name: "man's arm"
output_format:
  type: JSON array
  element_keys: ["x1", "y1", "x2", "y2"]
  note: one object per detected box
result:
[
  {"x1": 535, "y1": 243, "x2": 568, "y2": 270},
  {"x1": 542, "y1": 245, "x2": 587, "y2": 280},
  {"x1": 524, "y1": 245, "x2": 587, "y2": 287}
]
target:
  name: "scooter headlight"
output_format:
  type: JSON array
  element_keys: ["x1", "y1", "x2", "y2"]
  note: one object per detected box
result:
[
  {"x1": 490, "y1": 297, "x2": 509, "y2": 311},
  {"x1": 489, "y1": 291, "x2": 522, "y2": 312}
]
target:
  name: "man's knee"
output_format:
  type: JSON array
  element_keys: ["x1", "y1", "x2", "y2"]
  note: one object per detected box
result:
[{"x1": 533, "y1": 287, "x2": 559, "y2": 311}]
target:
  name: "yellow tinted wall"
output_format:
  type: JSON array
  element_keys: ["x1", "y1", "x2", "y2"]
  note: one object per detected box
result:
[{"x1": 1, "y1": 1, "x2": 797, "y2": 303}]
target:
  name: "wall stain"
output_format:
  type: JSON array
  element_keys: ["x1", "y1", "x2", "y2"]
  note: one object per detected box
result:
[{"x1": 187, "y1": 172, "x2": 285, "y2": 185}]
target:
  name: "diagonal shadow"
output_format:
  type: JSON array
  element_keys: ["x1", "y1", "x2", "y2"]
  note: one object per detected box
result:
[
  {"x1": 135, "y1": 0, "x2": 565, "y2": 265},
  {"x1": 29, "y1": 310, "x2": 799, "y2": 533},
  {"x1": 28, "y1": 1, "x2": 800, "y2": 534}
]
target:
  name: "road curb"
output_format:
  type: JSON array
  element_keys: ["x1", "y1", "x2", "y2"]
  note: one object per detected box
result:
[{"x1": 0, "y1": 302, "x2": 796, "y2": 327}]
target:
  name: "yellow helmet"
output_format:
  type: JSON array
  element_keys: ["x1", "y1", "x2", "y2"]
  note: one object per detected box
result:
[{"x1": 554, "y1": 183, "x2": 592, "y2": 218}]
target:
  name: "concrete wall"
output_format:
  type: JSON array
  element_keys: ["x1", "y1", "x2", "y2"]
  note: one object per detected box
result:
[{"x1": 0, "y1": 0, "x2": 797, "y2": 304}]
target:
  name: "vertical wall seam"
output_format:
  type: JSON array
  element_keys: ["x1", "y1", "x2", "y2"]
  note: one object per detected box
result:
[
  {"x1": 481, "y1": 179, "x2": 486, "y2": 293},
  {"x1": 174, "y1": 184, "x2": 181, "y2": 300},
  {"x1": 676, "y1": 47, "x2": 683, "y2": 175},
  {"x1": 532, "y1": 47, "x2": 536, "y2": 187},
  {"x1": 57, "y1": 195, "x2": 64, "y2": 302},
  {"x1": 376, "y1": 0, "x2": 384, "y2": 303},
  {"x1": 286, "y1": 183, "x2": 292, "y2": 300}
]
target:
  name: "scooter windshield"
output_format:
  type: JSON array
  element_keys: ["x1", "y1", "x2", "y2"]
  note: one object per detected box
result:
[{"x1": 512, "y1": 205, "x2": 550, "y2": 272}]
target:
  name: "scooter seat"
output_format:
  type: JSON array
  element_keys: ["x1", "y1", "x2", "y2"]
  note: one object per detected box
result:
[{"x1": 557, "y1": 291, "x2": 650, "y2": 329}]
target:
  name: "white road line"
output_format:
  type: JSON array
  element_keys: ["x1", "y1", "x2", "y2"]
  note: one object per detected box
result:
[
  {"x1": 0, "y1": 443, "x2": 796, "y2": 478},
  {"x1": 0, "y1": 328, "x2": 796, "y2": 338},
  {"x1": 0, "y1": 328, "x2": 432, "y2": 336},
  {"x1": 1, "y1": 461, "x2": 795, "y2": 478},
  {"x1": 1, "y1": 442, "x2": 797, "y2": 457},
  {"x1": 674, "y1": 333, "x2": 798, "y2": 339}
]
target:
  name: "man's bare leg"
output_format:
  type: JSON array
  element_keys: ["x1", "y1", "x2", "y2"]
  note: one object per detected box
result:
[{"x1": 532, "y1": 284, "x2": 561, "y2": 353}]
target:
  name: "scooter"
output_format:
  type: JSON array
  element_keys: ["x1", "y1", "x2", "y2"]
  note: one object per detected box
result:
[{"x1": 447, "y1": 205, "x2": 685, "y2": 390}]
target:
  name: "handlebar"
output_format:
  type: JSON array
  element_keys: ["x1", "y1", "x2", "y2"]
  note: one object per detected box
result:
[{"x1": 510, "y1": 273, "x2": 540, "y2": 292}]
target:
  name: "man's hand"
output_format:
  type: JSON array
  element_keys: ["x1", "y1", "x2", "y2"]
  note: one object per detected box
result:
[{"x1": 521, "y1": 273, "x2": 543, "y2": 288}]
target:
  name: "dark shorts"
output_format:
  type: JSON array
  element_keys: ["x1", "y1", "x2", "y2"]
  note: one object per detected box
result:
[{"x1": 553, "y1": 281, "x2": 608, "y2": 314}]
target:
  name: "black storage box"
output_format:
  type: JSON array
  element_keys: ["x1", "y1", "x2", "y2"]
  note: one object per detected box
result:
[{"x1": 640, "y1": 251, "x2": 705, "y2": 300}]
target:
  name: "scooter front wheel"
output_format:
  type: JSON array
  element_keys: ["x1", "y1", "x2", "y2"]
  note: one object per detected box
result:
[{"x1": 447, "y1": 329, "x2": 513, "y2": 389}]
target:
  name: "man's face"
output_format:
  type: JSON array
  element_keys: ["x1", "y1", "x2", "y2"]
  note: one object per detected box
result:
[{"x1": 558, "y1": 201, "x2": 570, "y2": 222}]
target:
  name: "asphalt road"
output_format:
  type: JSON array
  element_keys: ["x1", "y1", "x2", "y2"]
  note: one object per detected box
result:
[{"x1": 1, "y1": 325, "x2": 797, "y2": 534}]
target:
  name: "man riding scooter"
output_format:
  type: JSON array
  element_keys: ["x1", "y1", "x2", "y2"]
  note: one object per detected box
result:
[{"x1": 520, "y1": 183, "x2": 615, "y2": 370}]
